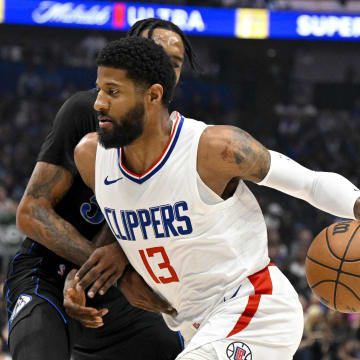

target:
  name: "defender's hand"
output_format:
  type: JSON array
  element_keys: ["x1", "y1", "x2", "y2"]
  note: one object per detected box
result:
[
  {"x1": 64, "y1": 269, "x2": 108, "y2": 328},
  {"x1": 76, "y1": 242, "x2": 129, "y2": 298},
  {"x1": 119, "y1": 268, "x2": 177, "y2": 316}
]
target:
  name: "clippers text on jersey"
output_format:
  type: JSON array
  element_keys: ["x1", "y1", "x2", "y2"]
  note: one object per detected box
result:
[{"x1": 104, "y1": 200, "x2": 193, "y2": 241}]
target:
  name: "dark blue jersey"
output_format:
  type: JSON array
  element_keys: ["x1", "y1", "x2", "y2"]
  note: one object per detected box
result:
[
  {"x1": 19, "y1": 89, "x2": 119, "y2": 305},
  {"x1": 38, "y1": 89, "x2": 104, "y2": 240}
]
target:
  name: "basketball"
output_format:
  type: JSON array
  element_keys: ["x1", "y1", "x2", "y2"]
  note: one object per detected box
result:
[{"x1": 305, "y1": 220, "x2": 360, "y2": 313}]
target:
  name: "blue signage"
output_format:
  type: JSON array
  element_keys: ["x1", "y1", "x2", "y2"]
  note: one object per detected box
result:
[
  {"x1": 3, "y1": 1, "x2": 360, "y2": 41},
  {"x1": 4, "y1": 0, "x2": 117, "y2": 29},
  {"x1": 270, "y1": 10, "x2": 360, "y2": 40},
  {"x1": 3, "y1": 0, "x2": 236, "y2": 37},
  {"x1": 119, "y1": 3, "x2": 235, "y2": 37}
]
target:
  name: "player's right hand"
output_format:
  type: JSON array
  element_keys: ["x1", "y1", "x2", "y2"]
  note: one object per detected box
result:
[
  {"x1": 119, "y1": 268, "x2": 177, "y2": 317},
  {"x1": 75, "y1": 242, "x2": 129, "y2": 298},
  {"x1": 64, "y1": 269, "x2": 108, "y2": 328}
]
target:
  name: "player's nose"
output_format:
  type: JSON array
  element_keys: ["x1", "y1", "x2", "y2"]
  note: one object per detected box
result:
[{"x1": 94, "y1": 91, "x2": 109, "y2": 112}]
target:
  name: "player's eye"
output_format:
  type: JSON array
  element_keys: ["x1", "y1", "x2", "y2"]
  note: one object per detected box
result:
[
  {"x1": 172, "y1": 62, "x2": 181, "y2": 69},
  {"x1": 95, "y1": 87, "x2": 100, "y2": 93},
  {"x1": 109, "y1": 89, "x2": 119, "y2": 95}
]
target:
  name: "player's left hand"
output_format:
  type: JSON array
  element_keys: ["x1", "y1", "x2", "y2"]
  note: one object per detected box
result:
[
  {"x1": 75, "y1": 242, "x2": 129, "y2": 298},
  {"x1": 63, "y1": 269, "x2": 108, "y2": 328},
  {"x1": 119, "y1": 267, "x2": 177, "y2": 316}
]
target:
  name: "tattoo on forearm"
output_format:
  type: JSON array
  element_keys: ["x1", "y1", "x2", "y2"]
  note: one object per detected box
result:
[
  {"x1": 223, "y1": 128, "x2": 270, "y2": 182},
  {"x1": 26, "y1": 168, "x2": 68, "y2": 201},
  {"x1": 249, "y1": 153, "x2": 270, "y2": 182},
  {"x1": 30, "y1": 204, "x2": 92, "y2": 264},
  {"x1": 233, "y1": 151, "x2": 245, "y2": 165}
]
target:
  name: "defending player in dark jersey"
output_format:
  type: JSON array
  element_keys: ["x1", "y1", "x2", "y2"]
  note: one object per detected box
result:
[{"x1": 4, "y1": 19, "x2": 198, "y2": 360}]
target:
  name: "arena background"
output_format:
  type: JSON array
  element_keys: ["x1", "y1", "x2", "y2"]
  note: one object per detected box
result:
[{"x1": 1, "y1": 0, "x2": 360, "y2": 358}]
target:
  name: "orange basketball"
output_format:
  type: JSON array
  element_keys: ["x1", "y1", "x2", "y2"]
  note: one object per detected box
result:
[{"x1": 305, "y1": 220, "x2": 360, "y2": 313}]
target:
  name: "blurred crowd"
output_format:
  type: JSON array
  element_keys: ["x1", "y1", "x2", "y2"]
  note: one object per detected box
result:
[{"x1": 1, "y1": 23, "x2": 360, "y2": 359}]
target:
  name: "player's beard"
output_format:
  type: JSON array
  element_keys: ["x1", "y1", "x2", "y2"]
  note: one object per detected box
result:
[{"x1": 97, "y1": 102, "x2": 145, "y2": 149}]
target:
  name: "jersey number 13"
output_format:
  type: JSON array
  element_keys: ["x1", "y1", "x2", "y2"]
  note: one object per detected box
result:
[{"x1": 139, "y1": 246, "x2": 179, "y2": 284}]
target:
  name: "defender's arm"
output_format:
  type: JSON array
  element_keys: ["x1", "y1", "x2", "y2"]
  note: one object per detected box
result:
[
  {"x1": 74, "y1": 134, "x2": 130, "y2": 296},
  {"x1": 16, "y1": 162, "x2": 96, "y2": 266}
]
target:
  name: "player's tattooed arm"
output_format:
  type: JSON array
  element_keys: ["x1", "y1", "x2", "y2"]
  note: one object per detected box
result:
[
  {"x1": 17, "y1": 162, "x2": 96, "y2": 266},
  {"x1": 93, "y1": 223, "x2": 117, "y2": 247},
  {"x1": 197, "y1": 126, "x2": 270, "y2": 196},
  {"x1": 226, "y1": 126, "x2": 270, "y2": 182},
  {"x1": 74, "y1": 133, "x2": 129, "y2": 297}
]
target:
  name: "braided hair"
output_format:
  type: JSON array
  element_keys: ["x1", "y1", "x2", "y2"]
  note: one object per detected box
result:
[{"x1": 127, "y1": 18, "x2": 199, "y2": 72}]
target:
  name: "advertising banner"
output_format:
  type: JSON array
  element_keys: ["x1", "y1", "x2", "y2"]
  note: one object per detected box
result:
[
  {"x1": 0, "y1": 0, "x2": 4, "y2": 23},
  {"x1": 4, "y1": 0, "x2": 116, "y2": 29},
  {"x1": 119, "y1": 2, "x2": 236, "y2": 36},
  {"x1": 235, "y1": 8, "x2": 269, "y2": 39},
  {"x1": 3, "y1": 0, "x2": 236, "y2": 36},
  {"x1": 270, "y1": 10, "x2": 360, "y2": 40},
  {"x1": 3, "y1": 1, "x2": 360, "y2": 41}
]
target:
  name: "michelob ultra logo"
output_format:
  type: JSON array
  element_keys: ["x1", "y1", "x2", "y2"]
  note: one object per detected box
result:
[
  {"x1": 126, "y1": 5, "x2": 206, "y2": 32},
  {"x1": 32, "y1": 1, "x2": 112, "y2": 25}
]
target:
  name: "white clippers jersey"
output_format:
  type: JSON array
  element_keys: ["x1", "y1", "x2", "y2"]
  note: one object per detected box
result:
[{"x1": 95, "y1": 112, "x2": 270, "y2": 333}]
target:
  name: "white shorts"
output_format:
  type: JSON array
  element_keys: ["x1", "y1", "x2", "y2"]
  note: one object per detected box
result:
[{"x1": 176, "y1": 265, "x2": 304, "y2": 360}]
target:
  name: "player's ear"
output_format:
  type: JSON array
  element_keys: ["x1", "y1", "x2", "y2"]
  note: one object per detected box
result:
[{"x1": 147, "y1": 84, "x2": 164, "y2": 105}]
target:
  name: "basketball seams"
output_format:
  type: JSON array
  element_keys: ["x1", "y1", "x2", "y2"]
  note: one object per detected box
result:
[
  {"x1": 326, "y1": 224, "x2": 360, "y2": 262},
  {"x1": 306, "y1": 255, "x2": 339, "y2": 273},
  {"x1": 325, "y1": 227, "x2": 343, "y2": 261},
  {"x1": 311, "y1": 280, "x2": 360, "y2": 305},
  {"x1": 332, "y1": 224, "x2": 360, "y2": 310},
  {"x1": 306, "y1": 255, "x2": 360, "y2": 279},
  {"x1": 310, "y1": 279, "x2": 336, "y2": 289},
  {"x1": 336, "y1": 281, "x2": 360, "y2": 303}
]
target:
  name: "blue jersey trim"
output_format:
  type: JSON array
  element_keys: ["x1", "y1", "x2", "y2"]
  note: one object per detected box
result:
[
  {"x1": 178, "y1": 331, "x2": 185, "y2": 350},
  {"x1": 224, "y1": 284, "x2": 242, "y2": 302},
  {"x1": 5, "y1": 242, "x2": 35, "y2": 311},
  {"x1": 6, "y1": 240, "x2": 66, "y2": 343},
  {"x1": 35, "y1": 278, "x2": 67, "y2": 324},
  {"x1": 27, "y1": 241, "x2": 35, "y2": 253},
  {"x1": 5, "y1": 252, "x2": 23, "y2": 306},
  {"x1": 117, "y1": 115, "x2": 184, "y2": 184},
  {"x1": 9, "y1": 252, "x2": 21, "y2": 275}
]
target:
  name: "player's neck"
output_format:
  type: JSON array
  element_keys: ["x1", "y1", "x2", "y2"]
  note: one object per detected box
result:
[{"x1": 122, "y1": 110, "x2": 172, "y2": 175}]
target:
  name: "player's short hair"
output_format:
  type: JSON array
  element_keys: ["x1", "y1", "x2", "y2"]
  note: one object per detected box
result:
[
  {"x1": 97, "y1": 37, "x2": 176, "y2": 105},
  {"x1": 127, "y1": 18, "x2": 199, "y2": 72}
]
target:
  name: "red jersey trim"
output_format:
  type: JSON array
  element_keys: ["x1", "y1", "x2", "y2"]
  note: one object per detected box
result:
[{"x1": 119, "y1": 112, "x2": 181, "y2": 179}]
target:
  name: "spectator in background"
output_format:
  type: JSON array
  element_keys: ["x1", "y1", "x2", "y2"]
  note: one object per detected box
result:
[
  {"x1": 80, "y1": 32, "x2": 107, "y2": 67},
  {"x1": 0, "y1": 187, "x2": 17, "y2": 225},
  {"x1": 295, "y1": 300, "x2": 327, "y2": 360},
  {"x1": 0, "y1": 277, "x2": 10, "y2": 360}
]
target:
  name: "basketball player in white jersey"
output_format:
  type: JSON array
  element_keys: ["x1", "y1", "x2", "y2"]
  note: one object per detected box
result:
[{"x1": 73, "y1": 37, "x2": 360, "y2": 360}]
